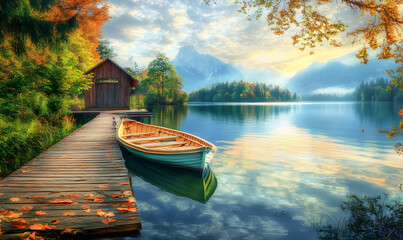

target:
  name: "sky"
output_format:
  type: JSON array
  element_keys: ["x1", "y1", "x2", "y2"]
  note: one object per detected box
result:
[{"x1": 101, "y1": 0, "x2": 368, "y2": 75}]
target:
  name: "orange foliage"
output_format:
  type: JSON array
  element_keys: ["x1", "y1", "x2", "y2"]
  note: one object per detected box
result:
[
  {"x1": 36, "y1": 211, "x2": 46, "y2": 216},
  {"x1": 18, "y1": 206, "x2": 32, "y2": 212},
  {"x1": 6, "y1": 211, "x2": 23, "y2": 219},
  {"x1": 116, "y1": 207, "x2": 138, "y2": 213},
  {"x1": 32, "y1": 196, "x2": 47, "y2": 199},
  {"x1": 12, "y1": 219, "x2": 30, "y2": 229},
  {"x1": 93, "y1": 197, "x2": 104, "y2": 203},
  {"x1": 63, "y1": 212, "x2": 75, "y2": 217},
  {"x1": 48, "y1": 198, "x2": 73, "y2": 204},
  {"x1": 46, "y1": 0, "x2": 111, "y2": 60}
]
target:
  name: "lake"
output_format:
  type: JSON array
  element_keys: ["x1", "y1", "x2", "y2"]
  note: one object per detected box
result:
[{"x1": 122, "y1": 102, "x2": 403, "y2": 240}]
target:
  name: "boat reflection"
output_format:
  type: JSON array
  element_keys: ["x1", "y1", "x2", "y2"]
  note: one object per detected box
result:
[{"x1": 121, "y1": 147, "x2": 218, "y2": 204}]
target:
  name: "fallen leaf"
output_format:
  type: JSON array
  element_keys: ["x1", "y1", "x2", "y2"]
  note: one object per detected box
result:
[
  {"x1": 98, "y1": 185, "x2": 109, "y2": 189},
  {"x1": 63, "y1": 212, "x2": 75, "y2": 217},
  {"x1": 129, "y1": 217, "x2": 137, "y2": 220},
  {"x1": 12, "y1": 219, "x2": 29, "y2": 229},
  {"x1": 81, "y1": 205, "x2": 89, "y2": 209},
  {"x1": 42, "y1": 223, "x2": 56, "y2": 230},
  {"x1": 36, "y1": 211, "x2": 46, "y2": 216},
  {"x1": 0, "y1": 209, "x2": 8, "y2": 214},
  {"x1": 10, "y1": 197, "x2": 20, "y2": 202},
  {"x1": 69, "y1": 194, "x2": 79, "y2": 199},
  {"x1": 85, "y1": 193, "x2": 94, "y2": 200},
  {"x1": 29, "y1": 224, "x2": 44, "y2": 231},
  {"x1": 104, "y1": 153, "x2": 116, "y2": 157},
  {"x1": 48, "y1": 198, "x2": 73, "y2": 204},
  {"x1": 121, "y1": 201, "x2": 135, "y2": 207},
  {"x1": 18, "y1": 206, "x2": 33, "y2": 212},
  {"x1": 105, "y1": 146, "x2": 112, "y2": 150},
  {"x1": 61, "y1": 228, "x2": 78, "y2": 235},
  {"x1": 111, "y1": 193, "x2": 123, "y2": 198},
  {"x1": 52, "y1": 220, "x2": 60, "y2": 225},
  {"x1": 0, "y1": 193, "x2": 4, "y2": 196},
  {"x1": 32, "y1": 196, "x2": 47, "y2": 199},
  {"x1": 0, "y1": 185, "x2": 4, "y2": 187},
  {"x1": 116, "y1": 207, "x2": 138, "y2": 213},
  {"x1": 112, "y1": 203, "x2": 119, "y2": 207},
  {"x1": 119, "y1": 182, "x2": 129, "y2": 186},
  {"x1": 27, "y1": 232, "x2": 44, "y2": 240},
  {"x1": 58, "y1": 185, "x2": 66, "y2": 188},
  {"x1": 122, "y1": 191, "x2": 132, "y2": 197},
  {"x1": 21, "y1": 169, "x2": 33, "y2": 173},
  {"x1": 78, "y1": 164, "x2": 87, "y2": 166},
  {"x1": 6, "y1": 211, "x2": 23, "y2": 218},
  {"x1": 83, "y1": 208, "x2": 91, "y2": 213},
  {"x1": 93, "y1": 197, "x2": 104, "y2": 203}
]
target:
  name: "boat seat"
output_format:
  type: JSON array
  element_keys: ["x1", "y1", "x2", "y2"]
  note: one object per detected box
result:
[
  {"x1": 140, "y1": 141, "x2": 187, "y2": 148},
  {"x1": 122, "y1": 132, "x2": 154, "y2": 138},
  {"x1": 129, "y1": 136, "x2": 177, "y2": 143}
]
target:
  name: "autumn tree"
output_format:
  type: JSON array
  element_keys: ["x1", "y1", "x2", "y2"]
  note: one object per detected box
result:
[
  {"x1": 46, "y1": 0, "x2": 111, "y2": 60},
  {"x1": 0, "y1": 0, "x2": 78, "y2": 55},
  {"x1": 205, "y1": 0, "x2": 402, "y2": 84}
]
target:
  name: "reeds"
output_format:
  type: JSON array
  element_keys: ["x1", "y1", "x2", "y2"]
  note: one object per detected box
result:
[{"x1": 0, "y1": 115, "x2": 77, "y2": 178}]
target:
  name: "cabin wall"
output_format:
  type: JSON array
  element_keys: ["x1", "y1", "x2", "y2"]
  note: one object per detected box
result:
[{"x1": 84, "y1": 60, "x2": 130, "y2": 109}]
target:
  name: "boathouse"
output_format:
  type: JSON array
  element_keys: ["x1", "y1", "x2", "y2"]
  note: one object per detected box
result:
[{"x1": 84, "y1": 58, "x2": 138, "y2": 109}]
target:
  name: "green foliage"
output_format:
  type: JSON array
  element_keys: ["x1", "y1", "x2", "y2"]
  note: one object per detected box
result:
[
  {"x1": 97, "y1": 39, "x2": 117, "y2": 60},
  {"x1": 130, "y1": 94, "x2": 145, "y2": 110},
  {"x1": 315, "y1": 195, "x2": 403, "y2": 240},
  {"x1": 189, "y1": 81, "x2": 296, "y2": 102},
  {"x1": 137, "y1": 52, "x2": 188, "y2": 105},
  {"x1": 355, "y1": 78, "x2": 401, "y2": 102},
  {"x1": 0, "y1": 0, "x2": 78, "y2": 55}
]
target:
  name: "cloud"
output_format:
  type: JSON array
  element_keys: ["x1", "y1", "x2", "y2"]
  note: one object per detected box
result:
[{"x1": 101, "y1": 0, "x2": 367, "y2": 73}]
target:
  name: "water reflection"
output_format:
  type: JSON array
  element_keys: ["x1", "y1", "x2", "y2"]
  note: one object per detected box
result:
[
  {"x1": 122, "y1": 102, "x2": 402, "y2": 240},
  {"x1": 150, "y1": 105, "x2": 188, "y2": 130},
  {"x1": 122, "y1": 147, "x2": 218, "y2": 204}
]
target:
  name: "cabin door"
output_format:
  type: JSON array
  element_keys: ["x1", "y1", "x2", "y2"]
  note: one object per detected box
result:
[{"x1": 95, "y1": 83, "x2": 117, "y2": 108}]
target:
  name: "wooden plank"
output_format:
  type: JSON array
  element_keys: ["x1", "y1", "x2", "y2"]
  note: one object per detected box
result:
[
  {"x1": 128, "y1": 136, "x2": 177, "y2": 143},
  {"x1": 0, "y1": 113, "x2": 141, "y2": 236},
  {"x1": 141, "y1": 141, "x2": 187, "y2": 148},
  {"x1": 122, "y1": 132, "x2": 154, "y2": 137}
]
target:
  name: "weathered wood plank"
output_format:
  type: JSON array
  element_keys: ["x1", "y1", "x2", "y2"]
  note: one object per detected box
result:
[{"x1": 0, "y1": 113, "x2": 141, "y2": 236}]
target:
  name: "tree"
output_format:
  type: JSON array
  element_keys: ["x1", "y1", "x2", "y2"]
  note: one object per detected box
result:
[
  {"x1": 47, "y1": 0, "x2": 111, "y2": 60},
  {"x1": 97, "y1": 39, "x2": 117, "y2": 60},
  {"x1": 147, "y1": 53, "x2": 173, "y2": 102},
  {"x1": 205, "y1": 0, "x2": 403, "y2": 86},
  {"x1": 0, "y1": 0, "x2": 78, "y2": 55}
]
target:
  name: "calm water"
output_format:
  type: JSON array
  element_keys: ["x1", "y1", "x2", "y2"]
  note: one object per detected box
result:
[{"x1": 122, "y1": 102, "x2": 403, "y2": 240}]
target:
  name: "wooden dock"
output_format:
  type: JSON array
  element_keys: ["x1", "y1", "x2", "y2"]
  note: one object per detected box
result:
[{"x1": 0, "y1": 113, "x2": 141, "y2": 237}]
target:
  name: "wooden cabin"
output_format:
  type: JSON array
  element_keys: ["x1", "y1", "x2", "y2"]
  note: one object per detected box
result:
[{"x1": 84, "y1": 58, "x2": 138, "y2": 109}]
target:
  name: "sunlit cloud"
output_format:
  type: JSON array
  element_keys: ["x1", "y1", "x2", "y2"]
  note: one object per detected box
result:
[{"x1": 102, "y1": 0, "x2": 373, "y2": 74}]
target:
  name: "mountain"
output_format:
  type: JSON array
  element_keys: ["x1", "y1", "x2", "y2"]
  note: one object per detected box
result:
[
  {"x1": 172, "y1": 46, "x2": 282, "y2": 92},
  {"x1": 285, "y1": 58, "x2": 397, "y2": 95},
  {"x1": 234, "y1": 64, "x2": 286, "y2": 87}
]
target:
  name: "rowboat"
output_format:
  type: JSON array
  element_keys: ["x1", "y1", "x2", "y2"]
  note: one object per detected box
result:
[
  {"x1": 122, "y1": 147, "x2": 217, "y2": 203},
  {"x1": 117, "y1": 118, "x2": 217, "y2": 171}
]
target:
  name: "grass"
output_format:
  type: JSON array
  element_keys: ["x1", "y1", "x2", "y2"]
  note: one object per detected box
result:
[
  {"x1": 0, "y1": 115, "x2": 78, "y2": 178},
  {"x1": 130, "y1": 94, "x2": 145, "y2": 110},
  {"x1": 314, "y1": 194, "x2": 403, "y2": 240}
]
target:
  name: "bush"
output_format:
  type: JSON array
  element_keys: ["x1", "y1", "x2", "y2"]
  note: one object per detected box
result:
[{"x1": 315, "y1": 195, "x2": 403, "y2": 240}]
